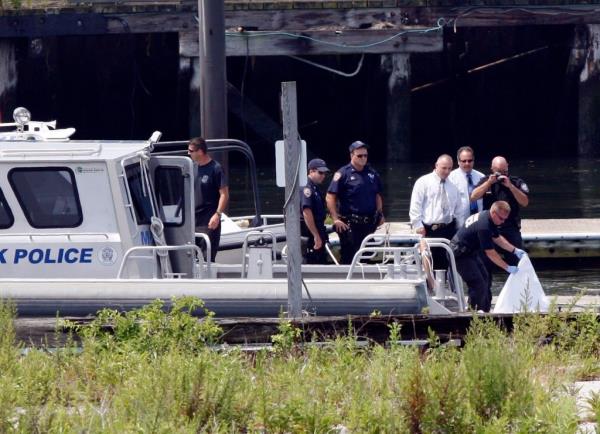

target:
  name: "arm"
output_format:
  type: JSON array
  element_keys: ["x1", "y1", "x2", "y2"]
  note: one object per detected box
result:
[
  {"x1": 484, "y1": 248, "x2": 510, "y2": 272},
  {"x1": 501, "y1": 178, "x2": 529, "y2": 207},
  {"x1": 376, "y1": 193, "x2": 385, "y2": 225},
  {"x1": 208, "y1": 186, "x2": 229, "y2": 230},
  {"x1": 409, "y1": 181, "x2": 425, "y2": 236},
  {"x1": 470, "y1": 177, "x2": 493, "y2": 201},
  {"x1": 326, "y1": 192, "x2": 348, "y2": 232},
  {"x1": 302, "y1": 208, "x2": 322, "y2": 249},
  {"x1": 493, "y1": 234, "x2": 516, "y2": 254}
]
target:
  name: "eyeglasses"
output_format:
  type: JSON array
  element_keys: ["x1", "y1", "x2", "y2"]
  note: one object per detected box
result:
[
  {"x1": 459, "y1": 159, "x2": 473, "y2": 163},
  {"x1": 354, "y1": 154, "x2": 368, "y2": 159}
]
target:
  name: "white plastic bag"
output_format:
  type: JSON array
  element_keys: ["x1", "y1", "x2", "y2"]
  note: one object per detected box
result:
[{"x1": 493, "y1": 255, "x2": 549, "y2": 313}]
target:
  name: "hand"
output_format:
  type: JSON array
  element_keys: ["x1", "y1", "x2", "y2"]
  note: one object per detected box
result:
[
  {"x1": 415, "y1": 227, "x2": 426, "y2": 236},
  {"x1": 506, "y1": 265, "x2": 519, "y2": 274},
  {"x1": 208, "y1": 213, "x2": 221, "y2": 230},
  {"x1": 314, "y1": 234, "x2": 323, "y2": 250},
  {"x1": 513, "y1": 248, "x2": 526, "y2": 259},
  {"x1": 333, "y1": 219, "x2": 349, "y2": 233}
]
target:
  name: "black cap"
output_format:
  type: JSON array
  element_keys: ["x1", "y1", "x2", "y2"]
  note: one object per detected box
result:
[
  {"x1": 307, "y1": 158, "x2": 329, "y2": 172},
  {"x1": 349, "y1": 140, "x2": 368, "y2": 152}
]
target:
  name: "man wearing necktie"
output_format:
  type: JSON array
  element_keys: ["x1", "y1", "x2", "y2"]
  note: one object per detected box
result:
[
  {"x1": 448, "y1": 146, "x2": 484, "y2": 223},
  {"x1": 410, "y1": 154, "x2": 462, "y2": 270}
]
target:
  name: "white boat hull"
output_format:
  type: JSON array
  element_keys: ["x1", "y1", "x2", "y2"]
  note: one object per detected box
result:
[{"x1": 0, "y1": 277, "x2": 428, "y2": 317}]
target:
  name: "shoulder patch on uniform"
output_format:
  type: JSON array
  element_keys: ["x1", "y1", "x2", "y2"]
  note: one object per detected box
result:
[
  {"x1": 303, "y1": 187, "x2": 312, "y2": 198},
  {"x1": 333, "y1": 172, "x2": 342, "y2": 182},
  {"x1": 520, "y1": 183, "x2": 529, "y2": 193}
]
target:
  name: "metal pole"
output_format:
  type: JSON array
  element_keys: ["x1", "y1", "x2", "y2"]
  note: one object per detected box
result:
[
  {"x1": 197, "y1": 0, "x2": 227, "y2": 139},
  {"x1": 281, "y1": 81, "x2": 302, "y2": 319}
]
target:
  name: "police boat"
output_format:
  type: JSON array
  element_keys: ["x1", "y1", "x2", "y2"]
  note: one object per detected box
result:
[{"x1": 0, "y1": 108, "x2": 466, "y2": 317}]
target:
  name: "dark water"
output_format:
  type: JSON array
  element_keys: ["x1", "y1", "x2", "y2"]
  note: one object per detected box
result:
[{"x1": 228, "y1": 157, "x2": 600, "y2": 295}]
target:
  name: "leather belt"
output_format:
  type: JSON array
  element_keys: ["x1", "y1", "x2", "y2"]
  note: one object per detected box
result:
[{"x1": 424, "y1": 221, "x2": 453, "y2": 231}]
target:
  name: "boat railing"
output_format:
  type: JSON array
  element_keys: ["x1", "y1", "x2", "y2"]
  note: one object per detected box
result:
[
  {"x1": 241, "y1": 230, "x2": 277, "y2": 278},
  {"x1": 117, "y1": 244, "x2": 207, "y2": 279},
  {"x1": 347, "y1": 246, "x2": 422, "y2": 281},
  {"x1": 0, "y1": 145, "x2": 102, "y2": 157},
  {"x1": 346, "y1": 240, "x2": 466, "y2": 312},
  {"x1": 418, "y1": 238, "x2": 466, "y2": 312}
]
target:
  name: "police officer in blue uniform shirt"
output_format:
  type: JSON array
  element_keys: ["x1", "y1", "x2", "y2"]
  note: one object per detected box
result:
[
  {"x1": 470, "y1": 156, "x2": 529, "y2": 288},
  {"x1": 450, "y1": 201, "x2": 526, "y2": 312},
  {"x1": 300, "y1": 158, "x2": 330, "y2": 264},
  {"x1": 326, "y1": 141, "x2": 384, "y2": 264}
]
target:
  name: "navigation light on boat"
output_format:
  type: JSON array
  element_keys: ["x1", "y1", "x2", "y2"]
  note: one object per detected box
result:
[{"x1": 13, "y1": 107, "x2": 31, "y2": 130}]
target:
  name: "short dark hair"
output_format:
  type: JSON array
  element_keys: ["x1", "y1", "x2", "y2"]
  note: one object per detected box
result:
[
  {"x1": 457, "y1": 146, "x2": 474, "y2": 160},
  {"x1": 188, "y1": 137, "x2": 207, "y2": 153}
]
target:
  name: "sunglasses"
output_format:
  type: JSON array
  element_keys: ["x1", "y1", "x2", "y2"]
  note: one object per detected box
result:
[
  {"x1": 460, "y1": 159, "x2": 473, "y2": 163},
  {"x1": 354, "y1": 153, "x2": 368, "y2": 158}
]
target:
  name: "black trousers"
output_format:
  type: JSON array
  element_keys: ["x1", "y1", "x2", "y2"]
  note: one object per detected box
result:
[
  {"x1": 300, "y1": 222, "x2": 329, "y2": 264},
  {"x1": 338, "y1": 219, "x2": 377, "y2": 265},
  {"x1": 424, "y1": 223, "x2": 457, "y2": 271},
  {"x1": 195, "y1": 210, "x2": 221, "y2": 262},
  {"x1": 456, "y1": 253, "x2": 491, "y2": 312},
  {"x1": 482, "y1": 225, "x2": 523, "y2": 290}
]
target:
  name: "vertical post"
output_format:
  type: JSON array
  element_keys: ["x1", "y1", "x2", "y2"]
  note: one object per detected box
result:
[
  {"x1": 578, "y1": 24, "x2": 600, "y2": 157},
  {"x1": 197, "y1": 0, "x2": 227, "y2": 139},
  {"x1": 382, "y1": 53, "x2": 411, "y2": 163},
  {"x1": 0, "y1": 40, "x2": 17, "y2": 123},
  {"x1": 281, "y1": 81, "x2": 303, "y2": 319}
]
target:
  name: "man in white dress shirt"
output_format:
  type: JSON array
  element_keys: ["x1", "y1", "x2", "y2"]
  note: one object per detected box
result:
[
  {"x1": 410, "y1": 154, "x2": 462, "y2": 270},
  {"x1": 448, "y1": 146, "x2": 484, "y2": 224}
]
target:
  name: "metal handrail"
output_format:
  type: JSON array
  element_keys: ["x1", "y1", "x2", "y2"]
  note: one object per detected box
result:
[
  {"x1": 193, "y1": 232, "x2": 212, "y2": 268},
  {"x1": 117, "y1": 244, "x2": 205, "y2": 279},
  {"x1": 346, "y1": 241, "x2": 466, "y2": 312},
  {"x1": 241, "y1": 230, "x2": 277, "y2": 278},
  {"x1": 417, "y1": 238, "x2": 466, "y2": 312}
]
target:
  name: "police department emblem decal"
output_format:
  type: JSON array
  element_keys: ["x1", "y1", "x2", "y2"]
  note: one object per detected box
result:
[
  {"x1": 201, "y1": 175, "x2": 209, "y2": 183},
  {"x1": 333, "y1": 172, "x2": 341, "y2": 181},
  {"x1": 303, "y1": 187, "x2": 312, "y2": 198},
  {"x1": 521, "y1": 183, "x2": 529, "y2": 193},
  {"x1": 98, "y1": 247, "x2": 117, "y2": 265}
]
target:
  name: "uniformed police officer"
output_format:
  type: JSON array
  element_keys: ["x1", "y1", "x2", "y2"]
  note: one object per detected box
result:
[
  {"x1": 300, "y1": 158, "x2": 330, "y2": 264},
  {"x1": 471, "y1": 156, "x2": 529, "y2": 259},
  {"x1": 326, "y1": 141, "x2": 384, "y2": 264},
  {"x1": 451, "y1": 200, "x2": 526, "y2": 312}
]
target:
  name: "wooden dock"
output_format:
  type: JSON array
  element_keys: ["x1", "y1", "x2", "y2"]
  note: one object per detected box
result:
[
  {"x1": 378, "y1": 218, "x2": 600, "y2": 259},
  {"x1": 12, "y1": 294, "x2": 599, "y2": 347}
]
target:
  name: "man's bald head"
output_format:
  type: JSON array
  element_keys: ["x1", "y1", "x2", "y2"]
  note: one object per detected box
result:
[
  {"x1": 435, "y1": 154, "x2": 453, "y2": 180},
  {"x1": 491, "y1": 156, "x2": 508, "y2": 173}
]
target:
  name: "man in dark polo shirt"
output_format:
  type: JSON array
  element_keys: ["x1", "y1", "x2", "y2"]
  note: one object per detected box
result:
[
  {"x1": 188, "y1": 137, "x2": 229, "y2": 262},
  {"x1": 326, "y1": 141, "x2": 384, "y2": 264},
  {"x1": 451, "y1": 200, "x2": 526, "y2": 312}
]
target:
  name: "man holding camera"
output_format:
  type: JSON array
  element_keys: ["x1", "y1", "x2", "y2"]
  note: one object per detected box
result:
[{"x1": 470, "y1": 156, "x2": 529, "y2": 283}]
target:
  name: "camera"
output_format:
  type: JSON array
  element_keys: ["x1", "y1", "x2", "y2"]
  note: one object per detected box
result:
[{"x1": 494, "y1": 172, "x2": 507, "y2": 181}]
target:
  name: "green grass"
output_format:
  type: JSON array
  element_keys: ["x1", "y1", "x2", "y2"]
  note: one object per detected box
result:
[{"x1": 0, "y1": 299, "x2": 597, "y2": 432}]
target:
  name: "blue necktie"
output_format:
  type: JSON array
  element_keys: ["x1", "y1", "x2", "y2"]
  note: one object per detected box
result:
[{"x1": 467, "y1": 173, "x2": 478, "y2": 215}]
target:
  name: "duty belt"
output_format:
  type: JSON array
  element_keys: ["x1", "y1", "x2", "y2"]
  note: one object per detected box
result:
[{"x1": 344, "y1": 214, "x2": 376, "y2": 225}]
